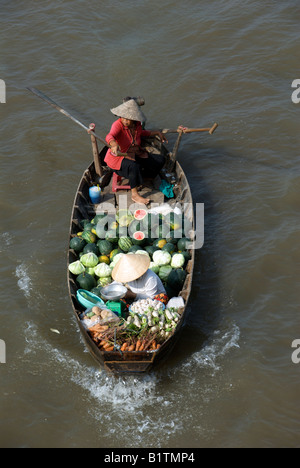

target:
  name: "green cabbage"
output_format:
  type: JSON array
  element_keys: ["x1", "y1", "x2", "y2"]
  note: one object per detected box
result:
[
  {"x1": 94, "y1": 262, "x2": 112, "y2": 278},
  {"x1": 171, "y1": 253, "x2": 185, "y2": 269},
  {"x1": 152, "y1": 250, "x2": 171, "y2": 266},
  {"x1": 149, "y1": 262, "x2": 160, "y2": 274},
  {"x1": 68, "y1": 260, "x2": 85, "y2": 275},
  {"x1": 97, "y1": 276, "x2": 113, "y2": 287},
  {"x1": 80, "y1": 252, "x2": 99, "y2": 268}
]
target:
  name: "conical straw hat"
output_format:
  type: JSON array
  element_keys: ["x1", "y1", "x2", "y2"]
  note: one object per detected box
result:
[
  {"x1": 112, "y1": 254, "x2": 150, "y2": 283},
  {"x1": 110, "y1": 99, "x2": 147, "y2": 123}
]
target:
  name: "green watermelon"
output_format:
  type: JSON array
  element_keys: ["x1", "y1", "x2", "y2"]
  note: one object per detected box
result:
[
  {"x1": 80, "y1": 219, "x2": 92, "y2": 229},
  {"x1": 76, "y1": 272, "x2": 96, "y2": 291},
  {"x1": 118, "y1": 236, "x2": 133, "y2": 252},
  {"x1": 144, "y1": 245, "x2": 156, "y2": 258},
  {"x1": 83, "y1": 243, "x2": 100, "y2": 256},
  {"x1": 110, "y1": 248, "x2": 123, "y2": 261},
  {"x1": 105, "y1": 230, "x2": 119, "y2": 244},
  {"x1": 159, "y1": 265, "x2": 173, "y2": 282},
  {"x1": 162, "y1": 242, "x2": 176, "y2": 255},
  {"x1": 83, "y1": 222, "x2": 94, "y2": 232},
  {"x1": 129, "y1": 245, "x2": 142, "y2": 253},
  {"x1": 81, "y1": 230, "x2": 97, "y2": 244},
  {"x1": 69, "y1": 236, "x2": 86, "y2": 253},
  {"x1": 177, "y1": 237, "x2": 191, "y2": 252},
  {"x1": 91, "y1": 213, "x2": 106, "y2": 225},
  {"x1": 97, "y1": 240, "x2": 113, "y2": 256},
  {"x1": 167, "y1": 269, "x2": 187, "y2": 293}
]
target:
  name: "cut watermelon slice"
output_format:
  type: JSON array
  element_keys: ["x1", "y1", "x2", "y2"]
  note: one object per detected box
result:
[
  {"x1": 132, "y1": 231, "x2": 146, "y2": 246},
  {"x1": 134, "y1": 209, "x2": 148, "y2": 221}
]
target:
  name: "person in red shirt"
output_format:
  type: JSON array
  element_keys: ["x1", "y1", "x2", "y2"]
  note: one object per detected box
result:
[{"x1": 105, "y1": 99, "x2": 167, "y2": 205}]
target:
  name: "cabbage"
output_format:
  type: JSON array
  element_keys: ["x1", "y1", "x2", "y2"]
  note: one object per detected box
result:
[
  {"x1": 97, "y1": 276, "x2": 112, "y2": 287},
  {"x1": 80, "y1": 252, "x2": 99, "y2": 268},
  {"x1": 152, "y1": 250, "x2": 171, "y2": 266},
  {"x1": 149, "y1": 262, "x2": 160, "y2": 274},
  {"x1": 85, "y1": 267, "x2": 96, "y2": 276},
  {"x1": 110, "y1": 252, "x2": 125, "y2": 269},
  {"x1": 68, "y1": 260, "x2": 85, "y2": 275},
  {"x1": 135, "y1": 250, "x2": 150, "y2": 257},
  {"x1": 171, "y1": 253, "x2": 185, "y2": 269},
  {"x1": 94, "y1": 262, "x2": 112, "y2": 278}
]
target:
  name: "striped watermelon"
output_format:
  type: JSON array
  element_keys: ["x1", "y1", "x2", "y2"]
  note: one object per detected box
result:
[{"x1": 118, "y1": 236, "x2": 133, "y2": 252}]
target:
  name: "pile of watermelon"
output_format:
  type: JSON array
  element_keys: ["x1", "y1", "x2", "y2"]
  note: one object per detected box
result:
[{"x1": 69, "y1": 208, "x2": 193, "y2": 299}]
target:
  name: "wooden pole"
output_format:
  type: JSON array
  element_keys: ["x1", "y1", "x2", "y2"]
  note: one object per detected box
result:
[{"x1": 88, "y1": 123, "x2": 103, "y2": 178}]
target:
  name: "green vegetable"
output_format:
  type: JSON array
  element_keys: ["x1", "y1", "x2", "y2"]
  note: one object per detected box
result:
[
  {"x1": 82, "y1": 243, "x2": 100, "y2": 256},
  {"x1": 177, "y1": 237, "x2": 191, "y2": 252},
  {"x1": 152, "y1": 250, "x2": 171, "y2": 266},
  {"x1": 167, "y1": 269, "x2": 187, "y2": 293},
  {"x1": 149, "y1": 262, "x2": 160, "y2": 275},
  {"x1": 171, "y1": 253, "x2": 185, "y2": 269},
  {"x1": 81, "y1": 230, "x2": 97, "y2": 244},
  {"x1": 118, "y1": 236, "x2": 133, "y2": 252},
  {"x1": 94, "y1": 263, "x2": 112, "y2": 278},
  {"x1": 69, "y1": 237, "x2": 86, "y2": 253},
  {"x1": 80, "y1": 252, "x2": 99, "y2": 268},
  {"x1": 158, "y1": 265, "x2": 173, "y2": 282},
  {"x1": 76, "y1": 272, "x2": 97, "y2": 291},
  {"x1": 68, "y1": 260, "x2": 85, "y2": 275},
  {"x1": 97, "y1": 239, "x2": 113, "y2": 256}
]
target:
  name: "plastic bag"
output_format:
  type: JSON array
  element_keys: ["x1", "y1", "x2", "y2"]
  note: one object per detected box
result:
[{"x1": 80, "y1": 305, "x2": 120, "y2": 330}]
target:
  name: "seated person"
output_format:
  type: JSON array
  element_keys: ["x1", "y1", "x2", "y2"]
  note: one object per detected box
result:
[
  {"x1": 105, "y1": 99, "x2": 167, "y2": 205},
  {"x1": 111, "y1": 254, "x2": 168, "y2": 305}
]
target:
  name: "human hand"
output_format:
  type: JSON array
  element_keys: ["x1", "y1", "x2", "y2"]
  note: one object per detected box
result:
[{"x1": 177, "y1": 125, "x2": 188, "y2": 133}]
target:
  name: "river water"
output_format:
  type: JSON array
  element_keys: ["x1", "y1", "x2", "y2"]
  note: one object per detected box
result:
[{"x1": 0, "y1": 0, "x2": 299, "y2": 449}]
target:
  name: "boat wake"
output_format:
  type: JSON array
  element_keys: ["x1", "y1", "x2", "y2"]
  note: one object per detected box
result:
[{"x1": 22, "y1": 320, "x2": 241, "y2": 447}]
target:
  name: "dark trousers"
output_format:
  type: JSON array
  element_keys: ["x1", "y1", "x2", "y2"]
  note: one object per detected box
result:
[{"x1": 115, "y1": 153, "x2": 165, "y2": 189}]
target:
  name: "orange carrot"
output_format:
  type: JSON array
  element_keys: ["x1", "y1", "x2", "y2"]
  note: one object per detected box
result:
[
  {"x1": 121, "y1": 342, "x2": 128, "y2": 352},
  {"x1": 105, "y1": 346, "x2": 114, "y2": 352},
  {"x1": 135, "y1": 339, "x2": 142, "y2": 351},
  {"x1": 128, "y1": 344, "x2": 135, "y2": 351}
]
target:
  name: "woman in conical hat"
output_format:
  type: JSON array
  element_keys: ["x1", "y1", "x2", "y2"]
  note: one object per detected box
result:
[
  {"x1": 104, "y1": 98, "x2": 167, "y2": 206},
  {"x1": 112, "y1": 254, "x2": 167, "y2": 303}
]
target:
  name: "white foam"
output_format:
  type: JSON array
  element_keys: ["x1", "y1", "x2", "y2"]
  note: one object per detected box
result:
[
  {"x1": 16, "y1": 263, "x2": 32, "y2": 299},
  {"x1": 182, "y1": 323, "x2": 240, "y2": 374},
  {"x1": 0, "y1": 232, "x2": 13, "y2": 252}
]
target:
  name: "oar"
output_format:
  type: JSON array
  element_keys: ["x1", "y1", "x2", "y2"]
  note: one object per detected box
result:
[
  {"x1": 26, "y1": 87, "x2": 127, "y2": 178},
  {"x1": 163, "y1": 123, "x2": 218, "y2": 173},
  {"x1": 27, "y1": 87, "x2": 110, "y2": 146},
  {"x1": 162, "y1": 123, "x2": 218, "y2": 135}
]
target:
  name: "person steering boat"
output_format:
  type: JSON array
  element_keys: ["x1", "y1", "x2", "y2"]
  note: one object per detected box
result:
[{"x1": 105, "y1": 99, "x2": 167, "y2": 205}]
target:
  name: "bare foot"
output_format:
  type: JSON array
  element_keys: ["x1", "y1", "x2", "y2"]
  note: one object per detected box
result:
[{"x1": 132, "y1": 193, "x2": 150, "y2": 205}]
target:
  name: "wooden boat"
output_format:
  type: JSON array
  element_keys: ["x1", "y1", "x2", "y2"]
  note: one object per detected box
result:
[{"x1": 67, "y1": 135, "x2": 195, "y2": 374}]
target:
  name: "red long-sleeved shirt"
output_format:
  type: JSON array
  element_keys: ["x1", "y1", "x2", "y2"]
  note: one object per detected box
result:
[{"x1": 105, "y1": 118, "x2": 151, "y2": 171}]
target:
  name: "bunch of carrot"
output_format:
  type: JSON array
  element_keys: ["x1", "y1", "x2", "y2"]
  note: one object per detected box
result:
[{"x1": 88, "y1": 322, "x2": 161, "y2": 352}]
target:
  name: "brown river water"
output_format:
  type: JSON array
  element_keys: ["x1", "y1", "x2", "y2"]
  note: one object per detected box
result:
[{"x1": 0, "y1": 0, "x2": 299, "y2": 449}]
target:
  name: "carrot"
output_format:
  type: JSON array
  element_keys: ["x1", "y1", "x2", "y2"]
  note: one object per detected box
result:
[
  {"x1": 121, "y1": 342, "x2": 128, "y2": 352},
  {"x1": 105, "y1": 346, "x2": 114, "y2": 352},
  {"x1": 156, "y1": 344, "x2": 161, "y2": 350},
  {"x1": 151, "y1": 340, "x2": 157, "y2": 350},
  {"x1": 135, "y1": 339, "x2": 142, "y2": 351},
  {"x1": 103, "y1": 342, "x2": 113, "y2": 350},
  {"x1": 128, "y1": 344, "x2": 135, "y2": 351}
]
